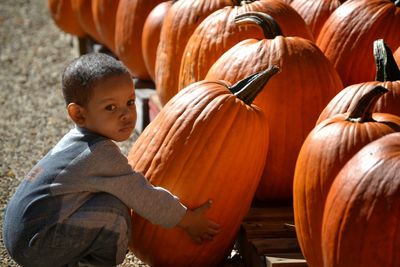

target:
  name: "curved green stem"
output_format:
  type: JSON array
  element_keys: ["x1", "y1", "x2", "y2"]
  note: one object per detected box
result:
[
  {"x1": 347, "y1": 86, "x2": 389, "y2": 123},
  {"x1": 374, "y1": 39, "x2": 400, "y2": 82},
  {"x1": 229, "y1": 65, "x2": 280, "y2": 105},
  {"x1": 234, "y1": 12, "x2": 283, "y2": 39}
]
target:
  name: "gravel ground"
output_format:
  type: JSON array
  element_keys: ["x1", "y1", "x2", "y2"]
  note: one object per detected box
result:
[{"x1": 0, "y1": 0, "x2": 143, "y2": 266}]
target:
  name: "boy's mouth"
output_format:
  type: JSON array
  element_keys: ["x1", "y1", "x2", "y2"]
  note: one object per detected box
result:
[{"x1": 120, "y1": 123, "x2": 135, "y2": 132}]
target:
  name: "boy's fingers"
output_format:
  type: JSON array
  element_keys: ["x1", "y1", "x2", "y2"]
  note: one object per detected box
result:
[
  {"x1": 209, "y1": 220, "x2": 220, "y2": 229},
  {"x1": 208, "y1": 227, "x2": 220, "y2": 235},
  {"x1": 198, "y1": 199, "x2": 213, "y2": 212}
]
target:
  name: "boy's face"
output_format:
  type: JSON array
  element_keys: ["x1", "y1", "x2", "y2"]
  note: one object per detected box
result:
[{"x1": 80, "y1": 74, "x2": 137, "y2": 142}]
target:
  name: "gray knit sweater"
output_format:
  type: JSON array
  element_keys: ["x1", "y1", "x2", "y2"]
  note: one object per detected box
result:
[{"x1": 3, "y1": 126, "x2": 186, "y2": 245}]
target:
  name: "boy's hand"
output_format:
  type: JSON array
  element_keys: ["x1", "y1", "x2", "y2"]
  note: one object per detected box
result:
[{"x1": 177, "y1": 200, "x2": 220, "y2": 244}]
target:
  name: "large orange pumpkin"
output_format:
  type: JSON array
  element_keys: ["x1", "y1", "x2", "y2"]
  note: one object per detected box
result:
[
  {"x1": 47, "y1": 0, "x2": 85, "y2": 37},
  {"x1": 316, "y1": 0, "x2": 400, "y2": 87},
  {"x1": 293, "y1": 85, "x2": 400, "y2": 267},
  {"x1": 92, "y1": 0, "x2": 120, "y2": 53},
  {"x1": 317, "y1": 39, "x2": 400, "y2": 123},
  {"x1": 155, "y1": 0, "x2": 231, "y2": 105},
  {"x1": 142, "y1": 1, "x2": 173, "y2": 82},
  {"x1": 289, "y1": 0, "x2": 343, "y2": 39},
  {"x1": 322, "y1": 132, "x2": 400, "y2": 267},
  {"x1": 127, "y1": 67, "x2": 279, "y2": 266},
  {"x1": 178, "y1": 0, "x2": 314, "y2": 92},
  {"x1": 71, "y1": 0, "x2": 102, "y2": 42},
  {"x1": 205, "y1": 12, "x2": 342, "y2": 201},
  {"x1": 114, "y1": 0, "x2": 165, "y2": 80}
]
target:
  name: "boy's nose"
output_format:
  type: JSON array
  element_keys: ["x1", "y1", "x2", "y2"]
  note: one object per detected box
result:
[{"x1": 120, "y1": 107, "x2": 133, "y2": 121}]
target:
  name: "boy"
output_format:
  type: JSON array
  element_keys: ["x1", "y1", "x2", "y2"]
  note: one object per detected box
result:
[{"x1": 3, "y1": 53, "x2": 220, "y2": 267}]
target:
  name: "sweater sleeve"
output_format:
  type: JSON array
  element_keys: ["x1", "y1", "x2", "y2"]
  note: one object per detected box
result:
[{"x1": 54, "y1": 140, "x2": 187, "y2": 228}]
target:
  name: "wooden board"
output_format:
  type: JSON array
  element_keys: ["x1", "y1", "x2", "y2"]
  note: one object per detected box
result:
[{"x1": 237, "y1": 203, "x2": 308, "y2": 267}]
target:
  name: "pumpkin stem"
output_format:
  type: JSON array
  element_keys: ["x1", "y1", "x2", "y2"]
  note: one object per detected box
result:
[
  {"x1": 234, "y1": 11, "x2": 283, "y2": 39},
  {"x1": 374, "y1": 39, "x2": 400, "y2": 82},
  {"x1": 347, "y1": 86, "x2": 389, "y2": 123},
  {"x1": 229, "y1": 65, "x2": 280, "y2": 105}
]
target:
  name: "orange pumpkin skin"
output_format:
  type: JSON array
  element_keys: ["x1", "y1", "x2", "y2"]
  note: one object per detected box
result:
[
  {"x1": 289, "y1": 0, "x2": 343, "y2": 39},
  {"x1": 127, "y1": 69, "x2": 276, "y2": 266},
  {"x1": 293, "y1": 86, "x2": 400, "y2": 267},
  {"x1": 206, "y1": 13, "x2": 342, "y2": 201},
  {"x1": 394, "y1": 47, "x2": 400, "y2": 67},
  {"x1": 155, "y1": 0, "x2": 231, "y2": 106},
  {"x1": 48, "y1": 0, "x2": 85, "y2": 37},
  {"x1": 316, "y1": 0, "x2": 400, "y2": 87},
  {"x1": 114, "y1": 0, "x2": 165, "y2": 80},
  {"x1": 322, "y1": 132, "x2": 400, "y2": 267},
  {"x1": 71, "y1": 0, "x2": 102, "y2": 42},
  {"x1": 142, "y1": 1, "x2": 173, "y2": 82},
  {"x1": 317, "y1": 40, "x2": 400, "y2": 124},
  {"x1": 178, "y1": 0, "x2": 314, "y2": 93},
  {"x1": 92, "y1": 0, "x2": 120, "y2": 53}
]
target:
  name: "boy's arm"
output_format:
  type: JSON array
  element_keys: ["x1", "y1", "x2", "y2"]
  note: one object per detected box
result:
[{"x1": 73, "y1": 141, "x2": 198, "y2": 230}]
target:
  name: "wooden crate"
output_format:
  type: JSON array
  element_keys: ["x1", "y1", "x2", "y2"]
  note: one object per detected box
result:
[{"x1": 237, "y1": 202, "x2": 308, "y2": 267}]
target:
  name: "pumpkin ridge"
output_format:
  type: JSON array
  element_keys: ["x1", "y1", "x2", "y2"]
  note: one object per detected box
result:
[
  {"x1": 133, "y1": 85, "x2": 219, "y2": 175},
  {"x1": 173, "y1": 95, "x2": 239, "y2": 195},
  {"x1": 146, "y1": 87, "x2": 229, "y2": 183}
]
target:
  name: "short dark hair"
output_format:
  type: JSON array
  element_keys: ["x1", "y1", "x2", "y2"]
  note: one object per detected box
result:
[{"x1": 62, "y1": 52, "x2": 131, "y2": 107}]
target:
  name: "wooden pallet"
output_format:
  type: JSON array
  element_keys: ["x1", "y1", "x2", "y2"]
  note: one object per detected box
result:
[{"x1": 237, "y1": 203, "x2": 308, "y2": 267}]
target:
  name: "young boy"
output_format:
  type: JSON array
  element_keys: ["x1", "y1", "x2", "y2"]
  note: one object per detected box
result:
[{"x1": 3, "y1": 53, "x2": 220, "y2": 267}]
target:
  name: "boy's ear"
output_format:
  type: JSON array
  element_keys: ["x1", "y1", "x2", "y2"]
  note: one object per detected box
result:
[{"x1": 67, "y1": 103, "x2": 86, "y2": 126}]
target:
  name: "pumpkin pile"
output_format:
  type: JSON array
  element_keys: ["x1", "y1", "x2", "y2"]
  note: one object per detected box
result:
[{"x1": 48, "y1": 0, "x2": 400, "y2": 266}]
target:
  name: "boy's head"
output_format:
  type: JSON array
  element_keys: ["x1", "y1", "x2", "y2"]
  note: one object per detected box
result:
[
  {"x1": 62, "y1": 52, "x2": 130, "y2": 107},
  {"x1": 62, "y1": 53, "x2": 137, "y2": 142}
]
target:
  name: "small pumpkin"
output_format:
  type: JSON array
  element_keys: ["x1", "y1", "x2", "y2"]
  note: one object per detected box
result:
[
  {"x1": 47, "y1": 0, "x2": 85, "y2": 37},
  {"x1": 155, "y1": 0, "x2": 231, "y2": 105},
  {"x1": 127, "y1": 66, "x2": 279, "y2": 267},
  {"x1": 92, "y1": 0, "x2": 120, "y2": 53},
  {"x1": 293, "y1": 85, "x2": 400, "y2": 267},
  {"x1": 322, "y1": 132, "x2": 400, "y2": 267},
  {"x1": 317, "y1": 39, "x2": 400, "y2": 123},
  {"x1": 316, "y1": 0, "x2": 400, "y2": 86},
  {"x1": 178, "y1": 0, "x2": 314, "y2": 92},
  {"x1": 142, "y1": 1, "x2": 173, "y2": 82},
  {"x1": 206, "y1": 12, "x2": 342, "y2": 201}
]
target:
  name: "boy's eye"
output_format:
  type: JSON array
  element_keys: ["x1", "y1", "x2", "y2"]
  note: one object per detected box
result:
[
  {"x1": 127, "y1": 99, "x2": 135, "y2": 106},
  {"x1": 105, "y1": 105, "x2": 116, "y2": 111}
]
